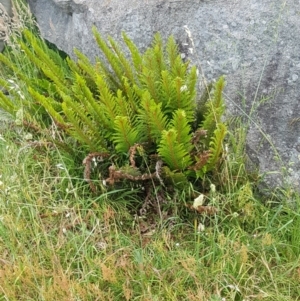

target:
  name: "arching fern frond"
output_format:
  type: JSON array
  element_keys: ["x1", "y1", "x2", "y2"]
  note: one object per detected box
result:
[
  {"x1": 113, "y1": 116, "x2": 140, "y2": 153},
  {"x1": 165, "y1": 76, "x2": 195, "y2": 122},
  {"x1": 143, "y1": 33, "x2": 166, "y2": 77},
  {"x1": 166, "y1": 35, "x2": 178, "y2": 68},
  {"x1": 122, "y1": 32, "x2": 143, "y2": 74},
  {"x1": 61, "y1": 102, "x2": 98, "y2": 150},
  {"x1": 138, "y1": 91, "x2": 168, "y2": 143},
  {"x1": 92, "y1": 26, "x2": 125, "y2": 88},
  {"x1": 108, "y1": 36, "x2": 136, "y2": 84},
  {"x1": 168, "y1": 109, "x2": 193, "y2": 153},
  {"x1": 28, "y1": 88, "x2": 66, "y2": 127},
  {"x1": 21, "y1": 30, "x2": 70, "y2": 95},
  {"x1": 158, "y1": 129, "x2": 192, "y2": 171},
  {"x1": 201, "y1": 76, "x2": 226, "y2": 146},
  {"x1": 206, "y1": 123, "x2": 227, "y2": 172}
]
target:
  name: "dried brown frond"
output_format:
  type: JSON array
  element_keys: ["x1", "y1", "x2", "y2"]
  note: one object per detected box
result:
[
  {"x1": 129, "y1": 143, "x2": 141, "y2": 168},
  {"x1": 189, "y1": 150, "x2": 211, "y2": 171},
  {"x1": 105, "y1": 164, "x2": 158, "y2": 186},
  {"x1": 191, "y1": 128, "x2": 207, "y2": 145},
  {"x1": 82, "y1": 152, "x2": 110, "y2": 192}
]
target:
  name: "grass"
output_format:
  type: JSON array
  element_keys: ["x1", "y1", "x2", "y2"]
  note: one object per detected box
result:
[
  {"x1": 0, "y1": 126, "x2": 300, "y2": 301},
  {"x1": 1, "y1": 1, "x2": 300, "y2": 300}
]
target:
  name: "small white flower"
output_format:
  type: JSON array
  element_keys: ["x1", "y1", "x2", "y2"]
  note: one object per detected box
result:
[
  {"x1": 56, "y1": 163, "x2": 65, "y2": 170},
  {"x1": 210, "y1": 183, "x2": 216, "y2": 194},
  {"x1": 232, "y1": 212, "x2": 239, "y2": 218},
  {"x1": 193, "y1": 194, "x2": 204, "y2": 208},
  {"x1": 62, "y1": 228, "x2": 67, "y2": 234},
  {"x1": 175, "y1": 243, "x2": 180, "y2": 247},
  {"x1": 197, "y1": 223, "x2": 205, "y2": 232}
]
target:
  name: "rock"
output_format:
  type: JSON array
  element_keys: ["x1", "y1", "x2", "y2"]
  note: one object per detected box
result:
[
  {"x1": 26, "y1": 0, "x2": 300, "y2": 193},
  {"x1": 0, "y1": 0, "x2": 12, "y2": 52}
]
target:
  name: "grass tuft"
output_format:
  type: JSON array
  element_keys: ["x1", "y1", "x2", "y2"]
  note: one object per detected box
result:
[{"x1": 1, "y1": 126, "x2": 300, "y2": 300}]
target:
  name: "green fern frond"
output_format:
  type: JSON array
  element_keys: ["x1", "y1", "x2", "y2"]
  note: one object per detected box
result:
[
  {"x1": 94, "y1": 74, "x2": 118, "y2": 129},
  {"x1": 61, "y1": 101, "x2": 97, "y2": 150},
  {"x1": 67, "y1": 57, "x2": 83, "y2": 76},
  {"x1": 158, "y1": 129, "x2": 192, "y2": 170},
  {"x1": 92, "y1": 27, "x2": 124, "y2": 87},
  {"x1": 165, "y1": 76, "x2": 195, "y2": 122},
  {"x1": 123, "y1": 77, "x2": 140, "y2": 114},
  {"x1": 136, "y1": 92, "x2": 153, "y2": 143},
  {"x1": 168, "y1": 109, "x2": 193, "y2": 152},
  {"x1": 95, "y1": 58, "x2": 121, "y2": 91},
  {"x1": 213, "y1": 76, "x2": 226, "y2": 112},
  {"x1": 71, "y1": 49, "x2": 99, "y2": 92},
  {"x1": 122, "y1": 32, "x2": 143, "y2": 73},
  {"x1": 73, "y1": 48, "x2": 96, "y2": 78},
  {"x1": 170, "y1": 55, "x2": 189, "y2": 78},
  {"x1": 113, "y1": 116, "x2": 140, "y2": 153},
  {"x1": 201, "y1": 76, "x2": 226, "y2": 145},
  {"x1": 71, "y1": 73, "x2": 106, "y2": 130},
  {"x1": 206, "y1": 123, "x2": 227, "y2": 172},
  {"x1": 28, "y1": 88, "x2": 66, "y2": 126},
  {"x1": 21, "y1": 30, "x2": 70, "y2": 94},
  {"x1": 143, "y1": 33, "x2": 166, "y2": 76},
  {"x1": 186, "y1": 65, "x2": 197, "y2": 100},
  {"x1": 160, "y1": 70, "x2": 176, "y2": 111},
  {"x1": 166, "y1": 36, "x2": 179, "y2": 68},
  {"x1": 140, "y1": 67, "x2": 160, "y2": 103},
  {"x1": 138, "y1": 91, "x2": 167, "y2": 143},
  {"x1": 108, "y1": 36, "x2": 136, "y2": 84},
  {"x1": 115, "y1": 89, "x2": 132, "y2": 120},
  {"x1": 61, "y1": 94, "x2": 95, "y2": 131}
]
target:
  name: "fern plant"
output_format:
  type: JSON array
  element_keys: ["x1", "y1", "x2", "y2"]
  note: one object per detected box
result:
[{"x1": 0, "y1": 27, "x2": 227, "y2": 193}]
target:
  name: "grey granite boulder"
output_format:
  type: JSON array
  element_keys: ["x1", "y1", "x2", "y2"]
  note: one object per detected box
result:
[
  {"x1": 0, "y1": 0, "x2": 12, "y2": 52},
  {"x1": 26, "y1": 0, "x2": 300, "y2": 194}
]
